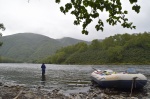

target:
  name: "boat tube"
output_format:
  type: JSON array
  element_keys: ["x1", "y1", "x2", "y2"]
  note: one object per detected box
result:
[{"x1": 91, "y1": 69, "x2": 147, "y2": 89}]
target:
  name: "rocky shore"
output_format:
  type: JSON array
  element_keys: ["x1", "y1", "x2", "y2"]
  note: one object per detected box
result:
[{"x1": 0, "y1": 82, "x2": 149, "y2": 99}]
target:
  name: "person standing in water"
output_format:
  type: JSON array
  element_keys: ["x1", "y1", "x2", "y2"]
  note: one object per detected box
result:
[{"x1": 41, "y1": 63, "x2": 46, "y2": 75}]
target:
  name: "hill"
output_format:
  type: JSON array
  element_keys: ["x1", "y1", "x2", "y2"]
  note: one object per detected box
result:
[
  {"x1": 42, "y1": 32, "x2": 150, "y2": 65},
  {"x1": 0, "y1": 33, "x2": 88, "y2": 62},
  {"x1": 56, "y1": 37, "x2": 90, "y2": 46}
]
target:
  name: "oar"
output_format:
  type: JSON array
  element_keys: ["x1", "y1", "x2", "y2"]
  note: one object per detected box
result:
[{"x1": 92, "y1": 67, "x2": 100, "y2": 72}]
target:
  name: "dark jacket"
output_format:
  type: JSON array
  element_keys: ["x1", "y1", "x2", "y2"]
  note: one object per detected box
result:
[{"x1": 41, "y1": 63, "x2": 46, "y2": 70}]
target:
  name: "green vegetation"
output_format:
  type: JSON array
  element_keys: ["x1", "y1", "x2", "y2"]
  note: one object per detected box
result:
[
  {"x1": 41, "y1": 32, "x2": 150, "y2": 65},
  {"x1": 0, "y1": 56, "x2": 20, "y2": 63},
  {"x1": 56, "y1": 0, "x2": 140, "y2": 34},
  {"x1": 0, "y1": 33, "x2": 88, "y2": 63},
  {"x1": 0, "y1": 33, "x2": 61, "y2": 62},
  {"x1": 1, "y1": 32, "x2": 150, "y2": 64}
]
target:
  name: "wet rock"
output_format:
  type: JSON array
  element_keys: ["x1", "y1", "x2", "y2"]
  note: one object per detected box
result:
[
  {"x1": 119, "y1": 96, "x2": 126, "y2": 99},
  {"x1": 24, "y1": 92, "x2": 35, "y2": 99},
  {"x1": 137, "y1": 94, "x2": 143, "y2": 99},
  {"x1": 79, "y1": 92, "x2": 87, "y2": 95},
  {"x1": 148, "y1": 92, "x2": 150, "y2": 97},
  {"x1": 126, "y1": 97, "x2": 138, "y2": 99},
  {"x1": 100, "y1": 93, "x2": 106, "y2": 98},
  {"x1": 43, "y1": 95, "x2": 50, "y2": 99},
  {"x1": 92, "y1": 96, "x2": 101, "y2": 99},
  {"x1": 74, "y1": 94, "x2": 82, "y2": 99},
  {"x1": 120, "y1": 92, "x2": 129, "y2": 97},
  {"x1": 0, "y1": 82, "x2": 2, "y2": 86},
  {"x1": 88, "y1": 88, "x2": 94, "y2": 92},
  {"x1": 52, "y1": 88, "x2": 60, "y2": 93},
  {"x1": 78, "y1": 94, "x2": 87, "y2": 99}
]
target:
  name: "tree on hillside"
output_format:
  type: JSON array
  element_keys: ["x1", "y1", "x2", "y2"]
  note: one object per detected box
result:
[
  {"x1": 56, "y1": 0, "x2": 140, "y2": 35},
  {"x1": 0, "y1": 23, "x2": 5, "y2": 46},
  {"x1": 90, "y1": 39, "x2": 101, "y2": 50}
]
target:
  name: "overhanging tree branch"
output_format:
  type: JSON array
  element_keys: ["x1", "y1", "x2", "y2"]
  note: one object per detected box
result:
[
  {"x1": 55, "y1": 0, "x2": 140, "y2": 35},
  {"x1": 0, "y1": 23, "x2": 5, "y2": 46}
]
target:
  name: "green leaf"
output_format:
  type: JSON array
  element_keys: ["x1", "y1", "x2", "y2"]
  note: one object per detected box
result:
[
  {"x1": 55, "y1": 0, "x2": 60, "y2": 4},
  {"x1": 124, "y1": 11, "x2": 128, "y2": 14},
  {"x1": 129, "y1": 0, "x2": 138, "y2": 4},
  {"x1": 95, "y1": 25, "x2": 99, "y2": 31},
  {"x1": 83, "y1": 0, "x2": 89, "y2": 7},
  {"x1": 60, "y1": 6, "x2": 65, "y2": 13},
  {"x1": 0, "y1": 23, "x2": 5, "y2": 31},
  {"x1": 132, "y1": 26, "x2": 136, "y2": 29},
  {"x1": 65, "y1": 3, "x2": 72, "y2": 11},
  {"x1": 82, "y1": 30, "x2": 88, "y2": 35},
  {"x1": 132, "y1": 5, "x2": 140, "y2": 13},
  {"x1": 92, "y1": 13, "x2": 99, "y2": 18},
  {"x1": 71, "y1": 0, "x2": 75, "y2": 4}
]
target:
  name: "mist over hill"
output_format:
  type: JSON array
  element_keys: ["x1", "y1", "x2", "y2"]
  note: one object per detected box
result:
[{"x1": 0, "y1": 33, "x2": 89, "y2": 62}]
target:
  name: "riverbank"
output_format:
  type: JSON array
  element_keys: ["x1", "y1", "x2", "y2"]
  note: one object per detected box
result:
[{"x1": 0, "y1": 82, "x2": 149, "y2": 99}]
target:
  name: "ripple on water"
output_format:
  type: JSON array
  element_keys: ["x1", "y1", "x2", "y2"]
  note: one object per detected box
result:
[{"x1": 0, "y1": 64, "x2": 149, "y2": 95}]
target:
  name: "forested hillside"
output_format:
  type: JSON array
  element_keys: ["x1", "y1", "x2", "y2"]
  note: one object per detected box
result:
[
  {"x1": 0, "y1": 33, "x2": 88, "y2": 62},
  {"x1": 41, "y1": 32, "x2": 150, "y2": 64}
]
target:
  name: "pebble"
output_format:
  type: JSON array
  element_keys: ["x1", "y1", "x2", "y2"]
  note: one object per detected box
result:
[
  {"x1": 0, "y1": 83, "x2": 2, "y2": 86},
  {"x1": 0, "y1": 83, "x2": 149, "y2": 99},
  {"x1": 24, "y1": 92, "x2": 34, "y2": 99}
]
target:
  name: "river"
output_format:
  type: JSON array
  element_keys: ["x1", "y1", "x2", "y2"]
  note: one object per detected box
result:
[{"x1": 0, "y1": 63, "x2": 149, "y2": 95}]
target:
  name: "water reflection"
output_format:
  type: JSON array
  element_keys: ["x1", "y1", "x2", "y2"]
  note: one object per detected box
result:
[{"x1": 41, "y1": 75, "x2": 46, "y2": 86}]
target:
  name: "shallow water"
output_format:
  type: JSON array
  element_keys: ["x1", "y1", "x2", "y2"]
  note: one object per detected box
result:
[{"x1": 0, "y1": 63, "x2": 149, "y2": 94}]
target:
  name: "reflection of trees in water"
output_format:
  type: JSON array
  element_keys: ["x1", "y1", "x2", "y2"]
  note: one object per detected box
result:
[{"x1": 41, "y1": 75, "x2": 46, "y2": 86}]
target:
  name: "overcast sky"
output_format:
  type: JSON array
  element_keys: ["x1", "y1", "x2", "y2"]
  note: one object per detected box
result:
[{"x1": 0, "y1": 0, "x2": 150, "y2": 41}]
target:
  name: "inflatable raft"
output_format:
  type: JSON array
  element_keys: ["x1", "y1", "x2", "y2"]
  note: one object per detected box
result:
[{"x1": 91, "y1": 69, "x2": 147, "y2": 89}]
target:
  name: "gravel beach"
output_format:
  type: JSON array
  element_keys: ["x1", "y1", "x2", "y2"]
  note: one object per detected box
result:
[{"x1": 0, "y1": 82, "x2": 149, "y2": 99}]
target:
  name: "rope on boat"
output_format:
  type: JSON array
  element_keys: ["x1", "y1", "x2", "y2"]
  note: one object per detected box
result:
[
  {"x1": 130, "y1": 76, "x2": 147, "y2": 97},
  {"x1": 130, "y1": 77, "x2": 138, "y2": 97}
]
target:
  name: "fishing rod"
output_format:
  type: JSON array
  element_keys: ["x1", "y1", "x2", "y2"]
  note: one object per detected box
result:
[{"x1": 92, "y1": 67, "x2": 101, "y2": 72}]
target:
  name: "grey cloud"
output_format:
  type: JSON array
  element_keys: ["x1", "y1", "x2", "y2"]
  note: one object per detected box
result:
[{"x1": 0, "y1": 0, "x2": 150, "y2": 41}]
